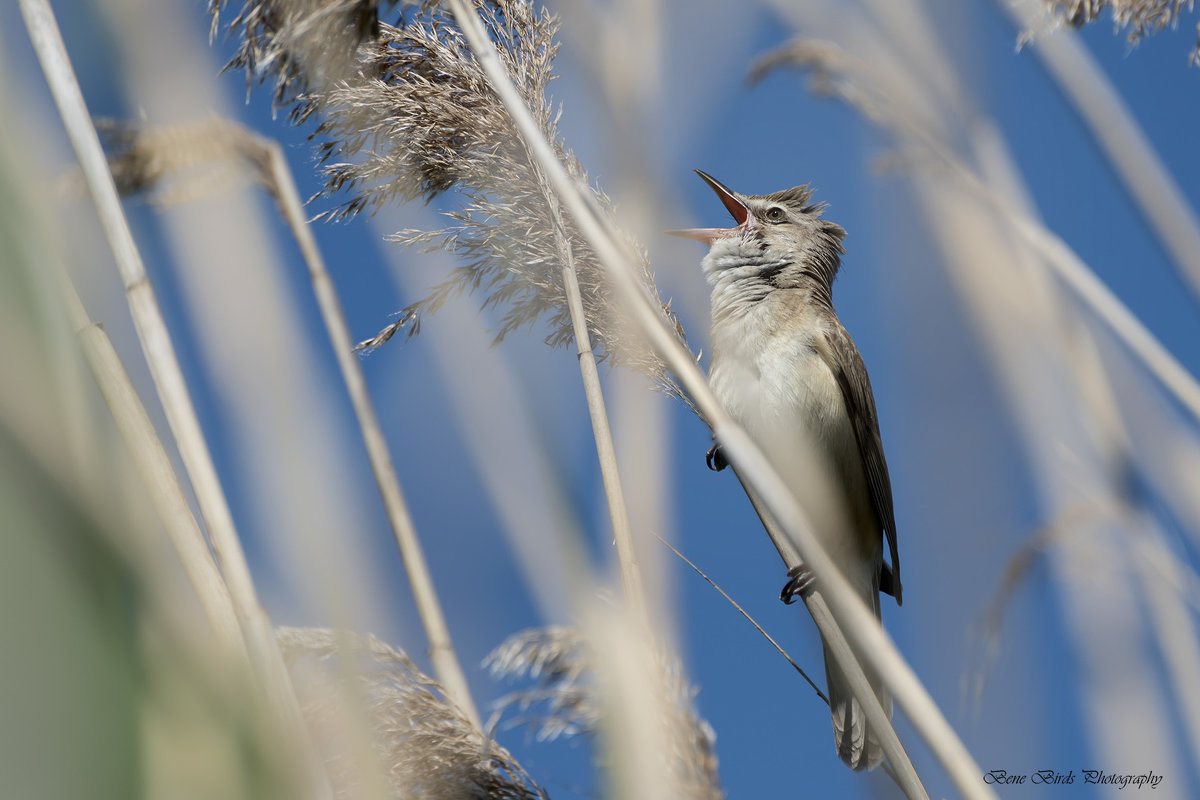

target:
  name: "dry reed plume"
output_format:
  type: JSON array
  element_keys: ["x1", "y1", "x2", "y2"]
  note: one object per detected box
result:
[
  {"x1": 1041, "y1": 0, "x2": 1200, "y2": 61},
  {"x1": 279, "y1": 627, "x2": 549, "y2": 799},
  {"x1": 210, "y1": 0, "x2": 693, "y2": 404},
  {"x1": 486, "y1": 627, "x2": 723, "y2": 800}
]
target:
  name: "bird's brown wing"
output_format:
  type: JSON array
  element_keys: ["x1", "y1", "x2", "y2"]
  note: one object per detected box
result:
[{"x1": 818, "y1": 324, "x2": 902, "y2": 605}]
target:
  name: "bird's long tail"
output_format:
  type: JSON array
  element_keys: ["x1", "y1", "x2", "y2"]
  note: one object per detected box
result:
[{"x1": 823, "y1": 587, "x2": 890, "y2": 771}]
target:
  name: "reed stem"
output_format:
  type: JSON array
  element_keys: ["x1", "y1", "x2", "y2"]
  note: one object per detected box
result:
[
  {"x1": 58, "y1": 269, "x2": 246, "y2": 662},
  {"x1": 258, "y1": 136, "x2": 480, "y2": 728},
  {"x1": 446, "y1": 0, "x2": 646, "y2": 624}
]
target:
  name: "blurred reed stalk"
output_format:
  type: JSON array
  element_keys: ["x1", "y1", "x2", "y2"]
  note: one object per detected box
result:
[
  {"x1": 56, "y1": 268, "x2": 246, "y2": 663},
  {"x1": 548, "y1": 0, "x2": 679, "y2": 630},
  {"x1": 442, "y1": 2, "x2": 990, "y2": 797},
  {"x1": 18, "y1": 3, "x2": 331, "y2": 796},
  {"x1": 733, "y1": 480, "x2": 927, "y2": 798},
  {"x1": 377, "y1": 214, "x2": 587, "y2": 616},
  {"x1": 559, "y1": 232, "x2": 648, "y2": 619},
  {"x1": 1008, "y1": 0, "x2": 1200, "y2": 306},
  {"x1": 258, "y1": 127, "x2": 481, "y2": 728}
]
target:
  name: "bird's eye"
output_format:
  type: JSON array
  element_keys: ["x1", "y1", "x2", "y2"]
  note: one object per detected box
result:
[{"x1": 765, "y1": 206, "x2": 786, "y2": 222}]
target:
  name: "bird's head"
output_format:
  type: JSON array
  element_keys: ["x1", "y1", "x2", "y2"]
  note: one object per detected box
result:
[{"x1": 670, "y1": 170, "x2": 847, "y2": 297}]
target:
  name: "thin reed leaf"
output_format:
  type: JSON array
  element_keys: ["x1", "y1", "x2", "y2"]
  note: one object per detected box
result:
[{"x1": 651, "y1": 532, "x2": 826, "y2": 703}]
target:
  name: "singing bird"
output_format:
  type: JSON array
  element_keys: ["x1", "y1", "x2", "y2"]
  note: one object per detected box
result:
[{"x1": 672, "y1": 170, "x2": 901, "y2": 770}]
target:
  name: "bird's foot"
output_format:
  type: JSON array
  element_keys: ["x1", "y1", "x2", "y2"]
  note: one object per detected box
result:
[
  {"x1": 780, "y1": 564, "x2": 815, "y2": 605},
  {"x1": 705, "y1": 443, "x2": 728, "y2": 472}
]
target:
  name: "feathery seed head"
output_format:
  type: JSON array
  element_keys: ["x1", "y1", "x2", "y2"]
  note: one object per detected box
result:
[
  {"x1": 278, "y1": 627, "x2": 550, "y2": 800},
  {"x1": 211, "y1": 0, "x2": 694, "y2": 406},
  {"x1": 486, "y1": 627, "x2": 724, "y2": 800},
  {"x1": 1040, "y1": 1, "x2": 1199, "y2": 62}
]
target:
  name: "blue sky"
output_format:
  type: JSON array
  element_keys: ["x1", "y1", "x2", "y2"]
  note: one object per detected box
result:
[{"x1": 13, "y1": 0, "x2": 1200, "y2": 797}]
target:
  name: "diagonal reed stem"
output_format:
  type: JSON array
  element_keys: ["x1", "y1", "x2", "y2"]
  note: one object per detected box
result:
[
  {"x1": 254, "y1": 135, "x2": 480, "y2": 728},
  {"x1": 443, "y1": 2, "x2": 992, "y2": 797},
  {"x1": 19, "y1": 3, "x2": 329, "y2": 796},
  {"x1": 57, "y1": 268, "x2": 247, "y2": 663},
  {"x1": 1001, "y1": 0, "x2": 1200, "y2": 310},
  {"x1": 444, "y1": 0, "x2": 646, "y2": 623},
  {"x1": 905, "y1": 105, "x2": 1200, "y2": 425},
  {"x1": 546, "y1": 181, "x2": 648, "y2": 618},
  {"x1": 735, "y1": 477, "x2": 927, "y2": 798}
]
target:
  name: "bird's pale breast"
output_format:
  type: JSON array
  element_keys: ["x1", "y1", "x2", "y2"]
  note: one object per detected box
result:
[{"x1": 708, "y1": 299, "x2": 878, "y2": 585}]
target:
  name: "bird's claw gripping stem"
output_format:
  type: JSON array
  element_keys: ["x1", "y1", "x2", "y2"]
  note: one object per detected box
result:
[
  {"x1": 780, "y1": 564, "x2": 815, "y2": 604},
  {"x1": 705, "y1": 443, "x2": 728, "y2": 472}
]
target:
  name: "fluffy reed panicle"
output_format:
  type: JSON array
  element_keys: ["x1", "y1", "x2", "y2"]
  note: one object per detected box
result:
[
  {"x1": 208, "y1": 0, "x2": 407, "y2": 105},
  {"x1": 278, "y1": 627, "x2": 550, "y2": 800},
  {"x1": 486, "y1": 627, "x2": 724, "y2": 800},
  {"x1": 210, "y1": 0, "x2": 693, "y2": 403},
  {"x1": 485, "y1": 626, "x2": 597, "y2": 739},
  {"x1": 1041, "y1": 1, "x2": 1200, "y2": 62}
]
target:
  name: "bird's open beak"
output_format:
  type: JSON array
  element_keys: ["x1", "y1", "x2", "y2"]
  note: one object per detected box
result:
[{"x1": 667, "y1": 169, "x2": 753, "y2": 245}]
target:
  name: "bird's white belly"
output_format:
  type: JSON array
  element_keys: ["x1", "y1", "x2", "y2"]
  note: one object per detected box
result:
[{"x1": 708, "y1": 319, "x2": 877, "y2": 587}]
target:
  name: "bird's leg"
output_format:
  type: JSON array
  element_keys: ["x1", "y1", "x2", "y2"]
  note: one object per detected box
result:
[
  {"x1": 705, "y1": 442, "x2": 728, "y2": 472},
  {"x1": 780, "y1": 564, "x2": 815, "y2": 604}
]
